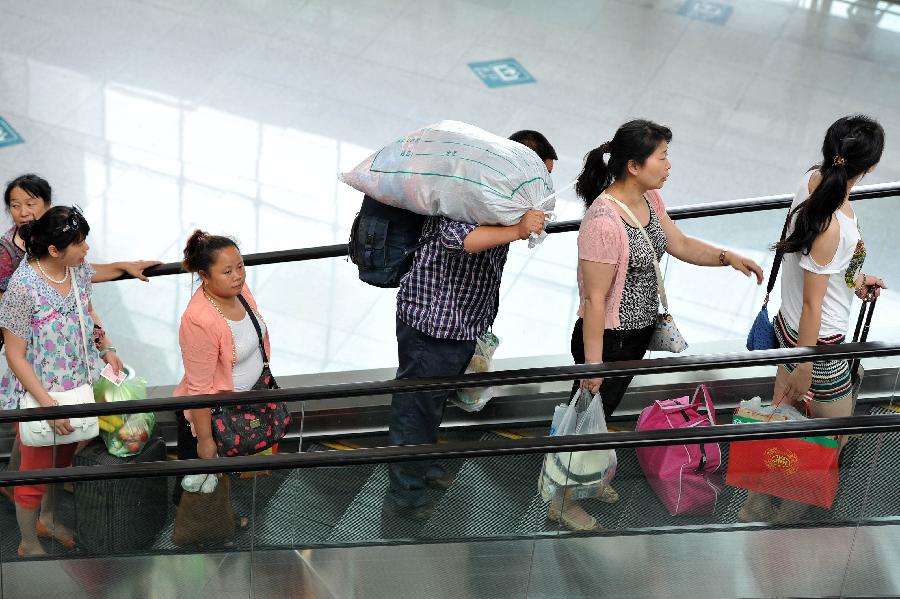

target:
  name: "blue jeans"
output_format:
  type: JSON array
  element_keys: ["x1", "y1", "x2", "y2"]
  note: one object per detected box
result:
[{"x1": 387, "y1": 317, "x2": 476, "y2": 508}]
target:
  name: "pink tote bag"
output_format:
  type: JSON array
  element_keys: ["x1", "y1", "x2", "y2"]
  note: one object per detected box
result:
[{"x1": 635, "y1": 385, "x2": 722, "y2": 515}]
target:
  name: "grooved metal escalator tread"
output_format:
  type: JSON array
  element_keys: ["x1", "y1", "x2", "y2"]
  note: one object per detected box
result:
[{"x1": 0, "y1": 407, "x2": 898, "y2": 562}]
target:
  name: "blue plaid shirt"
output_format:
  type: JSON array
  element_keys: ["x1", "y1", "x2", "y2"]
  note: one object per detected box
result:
[{"x1": 397, "y1": 216, "x2": 510, "y2": 340}]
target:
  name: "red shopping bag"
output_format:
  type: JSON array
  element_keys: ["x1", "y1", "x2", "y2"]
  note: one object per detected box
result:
[{"x1": 726, "y1": 409, "x2": 840, "y2": 509}]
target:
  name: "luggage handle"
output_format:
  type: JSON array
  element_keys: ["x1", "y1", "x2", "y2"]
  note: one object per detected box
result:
[
  {"x1": 652, "y1": 385, "x2": 715, "y2": 424},
  {"x1": 850, "y1": 295, "x2": 876, "y2": 383},
  {"x1": 691, "y1": 384, "x2": 716, "y2": 425}
]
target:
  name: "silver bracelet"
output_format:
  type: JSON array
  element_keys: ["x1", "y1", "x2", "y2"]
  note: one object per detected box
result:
[{"x1": 99, "y1": 347, "x2": 118, "y2": 357}]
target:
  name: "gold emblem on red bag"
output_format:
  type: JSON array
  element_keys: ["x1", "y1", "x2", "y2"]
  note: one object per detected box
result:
[{"x1": 764, "y1": 447, "x2": 799, "y2": 474}]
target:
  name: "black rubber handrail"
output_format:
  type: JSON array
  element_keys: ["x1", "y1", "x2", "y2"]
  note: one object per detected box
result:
[
  {"x1": 3, "y1": 341, "x2": 897, "y2": 424},
  {"x1": 118, "y1": 181, "x2": 900, "y2": 279},
  {"x1": 2, "y1": 412, "x2": 899, "y2": 487}
]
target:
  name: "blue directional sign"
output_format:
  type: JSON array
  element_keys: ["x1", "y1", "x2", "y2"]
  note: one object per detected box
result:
[
  {"x1": 468, "y1": 58, "x2": 536, "y2": 88},
  {"x1": 678, "y1": 0, "x2": 733, "y2": 25},
  {"x1": 0, "y1": 117, "x2": 24, "y2": 149}
]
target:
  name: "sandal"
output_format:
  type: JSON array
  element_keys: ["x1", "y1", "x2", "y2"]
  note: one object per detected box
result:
[
  {"x1": 15, "y1": 545, "x2": 45, "y2": 558},
  {"x1": 36, "y1": 519, "x2": 76, "y2": 549},
  {"x1": 736, "y1": 495, "x2": 776, "y2": 523},
  {"x1": 596, "y1": 484, "x2": 620, "y2": 504},
  {"x1": 547, "y1": 506, "x2": 601, "y2": 532}
]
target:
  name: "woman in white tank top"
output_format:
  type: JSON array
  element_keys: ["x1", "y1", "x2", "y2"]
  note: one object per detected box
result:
[{"x1": 739, "y1": 115, "x2": 887, "y2": 524}]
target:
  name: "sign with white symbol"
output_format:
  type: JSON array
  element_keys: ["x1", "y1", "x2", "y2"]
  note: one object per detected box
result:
[
  {"x1": 678, "y1": 0, "x2": 733, "y2": 25},
  {"x1": 0, "y1": 117, "x2": 24, "y2": 149},
  {"x1": 468, "y1": 58, "x2": 536, "y2": 88}
]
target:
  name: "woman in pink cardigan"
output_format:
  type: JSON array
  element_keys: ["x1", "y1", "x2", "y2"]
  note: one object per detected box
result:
[
  {"x1": 173, "y1": 230, "x2": 271, "y2": 470},
  {"x1": 550, "y1": 119, "x2": 764, "y2": 531}
]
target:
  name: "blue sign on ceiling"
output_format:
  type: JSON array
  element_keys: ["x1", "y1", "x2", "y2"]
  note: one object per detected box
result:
[
  {"x1": 678, "y1": 0, "x2": 733, "y2": 25},
  {"x1": 0, "y1": 117, "x2": 24, "y2": 149},
  {"x1": 468, "y1": 58, "x2": 536, "y2": 88}
]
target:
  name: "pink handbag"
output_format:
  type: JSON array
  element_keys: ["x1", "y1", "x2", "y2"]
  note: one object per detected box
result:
[{"x1": 635, "y1": 385, "x2": 722, "y2": 515}]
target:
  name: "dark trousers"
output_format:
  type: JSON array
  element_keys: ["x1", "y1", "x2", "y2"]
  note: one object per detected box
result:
[
  {"x1": 172, "y1": 410, "x2": 199, "y2": 505},
  {"x1": 387, "y1": 317, "x2": 476, "y2": 508},
  {"x1": 570, "y1": 318, "x2": 655, "y2": 417}
]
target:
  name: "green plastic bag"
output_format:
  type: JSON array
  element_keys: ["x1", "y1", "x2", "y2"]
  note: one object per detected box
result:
[
  {"x1": 452, "y1": 331, "x2": 500, "y2": 412},
  {"x1": 94, "y1": 376, "x2": 156, "y2": 458}
]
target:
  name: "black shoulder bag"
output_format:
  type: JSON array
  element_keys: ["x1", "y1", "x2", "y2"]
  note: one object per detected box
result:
[{"x1": 211, "y1": 296, "x2": 290, "y2": 457}]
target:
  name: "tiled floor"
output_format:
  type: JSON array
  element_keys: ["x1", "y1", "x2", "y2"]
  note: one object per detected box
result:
[{"x1": 0, "y1": 0, "x2": 898, "y2": 385}]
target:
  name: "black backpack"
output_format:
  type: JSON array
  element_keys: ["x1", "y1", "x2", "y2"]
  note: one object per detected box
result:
[{"x1": 349, "y1": 195, "x2": 427, "y2": 288}]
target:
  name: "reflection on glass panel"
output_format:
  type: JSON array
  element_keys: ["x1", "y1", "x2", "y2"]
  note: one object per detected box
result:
[
  {"x1": 104, "y1": 85, "x2": 181, "y2": 159},
  {"x1": 183, "y1": 106, "x2": 258, "y2": 182},
  {"x1": 663, "y1": 209, "x2": 788, "y2": 355}
]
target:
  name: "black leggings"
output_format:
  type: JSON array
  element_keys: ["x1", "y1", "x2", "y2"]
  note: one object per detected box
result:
[
  {"x1": 172, "y1": 410, "x2": 199, "y2": 505},
  {"x1": 570, "y1": 318, "x2": 655, "y2": 417}
]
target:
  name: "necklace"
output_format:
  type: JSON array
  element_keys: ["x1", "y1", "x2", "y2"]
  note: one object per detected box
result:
[
  {"x1": 35, "y1": 258, "x2": 69, "y2": 284},
  {"x1": 203, "y1": 291, "x2": 237, "y2": 369}
]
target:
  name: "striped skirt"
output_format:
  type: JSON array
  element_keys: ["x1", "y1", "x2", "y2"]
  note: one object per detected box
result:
[{"x1": 774, "y1": 311, "x2": 852, "y2": 403}]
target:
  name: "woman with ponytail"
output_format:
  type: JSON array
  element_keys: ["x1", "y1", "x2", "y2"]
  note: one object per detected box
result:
[
  {"x1": 172, "y1": 230, "x2": 275, "y2": 516},
  {"x1": 550, "y1": 119, "x2": 764, "y2": 531},
  {"x1": 739, "y1": 115, "x2": 886, "y2": 524}
]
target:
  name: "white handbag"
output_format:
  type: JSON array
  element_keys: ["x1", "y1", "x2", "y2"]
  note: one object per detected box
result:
[
  {"x1": 604, "y1": 194, "x2": 688, "y2": 354},
  {"x1": 19, "y1": 267, "x2": 99, "y2": 447}
]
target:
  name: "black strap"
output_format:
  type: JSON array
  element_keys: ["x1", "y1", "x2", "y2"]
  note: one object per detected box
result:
[
  {"x1": 236, "y1": 295, "x2": 269, "y2": 367},
  {"x1": 850, "y1": 296, "x2": 877, "y2": 382},
  {"x1": 763, "y1": 212, "x2": 792, "y2": 305}
]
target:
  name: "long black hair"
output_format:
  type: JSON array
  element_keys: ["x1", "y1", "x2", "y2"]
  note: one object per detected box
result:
[
  {"x1": 18, "y1": 205, "x2": 90, "y2": 258},
  {"x1": 576, "y1": 119, "x2": 672, "y2": 208},
  {"x1": 777, "y1": 115, "x2": 884, "y2": 255}
]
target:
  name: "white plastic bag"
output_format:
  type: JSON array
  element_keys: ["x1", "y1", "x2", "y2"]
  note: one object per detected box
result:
[
  {"x1": 737, "y1": 396, "x2": 808, "y2": 422},
  {"x1": 181, "y1": 473, "x2": 219, "y2": 494},
  {"x1": 339, "y1": 120, "x2": 557, "y2": 232},
  {"x1": 539, "y1": 390, "x2": 617, "y2": 501},
  {"x1": 452, "y1": 331, "x2": 501, "y2": 412}
]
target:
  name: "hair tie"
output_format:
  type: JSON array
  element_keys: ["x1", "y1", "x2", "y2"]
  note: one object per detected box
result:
[
  {"x1": 833, "y1": 155, "x2": 847, "y2": 167},
  {"x1": 599, "y1": 141, "x2": 611, "y2": 154}
]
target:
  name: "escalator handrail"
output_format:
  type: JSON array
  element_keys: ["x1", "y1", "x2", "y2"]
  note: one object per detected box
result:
[
  {"x1": 2, "y1": 341, "x2": 897, "y2": 424},
  {"x1": 2, "y1": 410, "x2": 900, "y2": 486},
  {"x1": 116, "y1": 181, "x2": 900, "y2": 279}
]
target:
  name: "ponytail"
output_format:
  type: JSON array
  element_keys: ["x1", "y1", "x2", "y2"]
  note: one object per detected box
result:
[
  {"x1": 577, "y1": 119, "x2": 672, "y2": 209},
  {"x1": 182, "y1": 229, "x2": 239, "y2": 274},
  {"x1": 777, "y1": 115, "x2": 885, "y2": 255},
  {"x1": 576, "y1": 145, "x2": 613, "y2": 209}
]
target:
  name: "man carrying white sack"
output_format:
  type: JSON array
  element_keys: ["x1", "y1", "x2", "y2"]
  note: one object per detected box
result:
[{"x1": 383, "y1": 132, "x2": 556, "y2": 521}]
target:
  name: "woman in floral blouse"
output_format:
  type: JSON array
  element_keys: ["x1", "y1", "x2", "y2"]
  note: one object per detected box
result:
[
  {"x1": 0, "y1": 206, "x2": 126, "y2": 556},
  {"x1": 0, "y1": 174, "x2": 159, "y2": 503}
]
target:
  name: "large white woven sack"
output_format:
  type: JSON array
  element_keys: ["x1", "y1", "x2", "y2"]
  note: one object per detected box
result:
[{"x1": 339, "y1": 120, "x2": 556, "y2": 226}]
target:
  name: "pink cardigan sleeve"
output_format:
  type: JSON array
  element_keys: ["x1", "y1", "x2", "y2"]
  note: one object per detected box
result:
[
  {"x1": 179, "y1": 312, "x2": 221, "y2": 396},
  {"x1": 578, "y1": 206, "x2": 622, "y2": 265}
]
